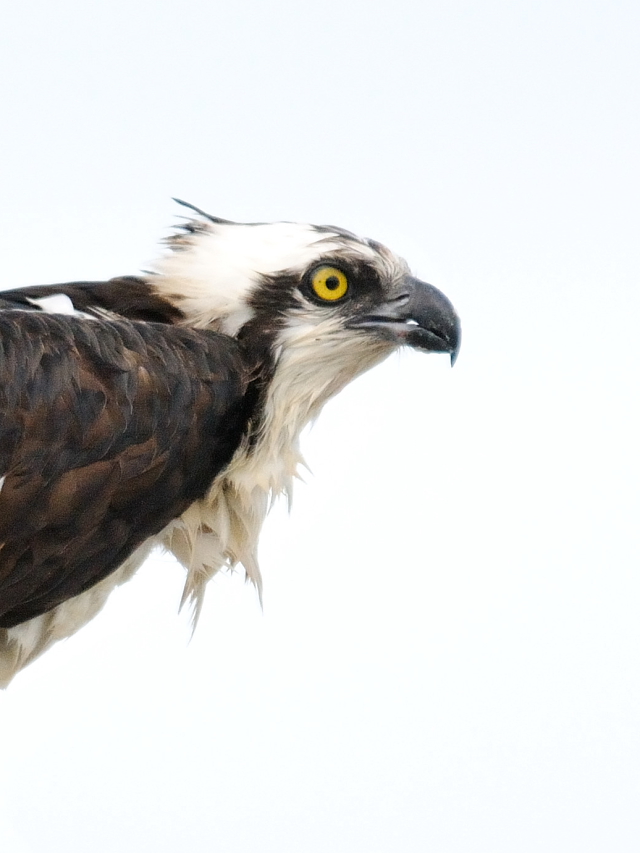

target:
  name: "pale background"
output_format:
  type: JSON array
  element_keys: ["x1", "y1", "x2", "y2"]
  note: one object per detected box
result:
[{"x1": 1, "y1": 2, "x2": 639, "y2": 851}]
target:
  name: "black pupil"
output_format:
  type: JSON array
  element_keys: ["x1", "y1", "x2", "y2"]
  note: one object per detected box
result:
[{"x1": 325, "y1": 276, "x2": 340, "y2": 291}]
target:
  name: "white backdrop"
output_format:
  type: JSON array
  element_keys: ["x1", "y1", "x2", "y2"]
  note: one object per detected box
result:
[{"x1": 1, "y1": 1, "x2": 639, "y2": 851}]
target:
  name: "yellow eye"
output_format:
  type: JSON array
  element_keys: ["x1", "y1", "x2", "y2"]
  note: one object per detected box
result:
[{"x1": 309, "y1": 266, "x2": 349, "y2": 301}]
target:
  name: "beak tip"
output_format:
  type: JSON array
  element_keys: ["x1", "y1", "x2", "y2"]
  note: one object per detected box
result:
[{"x1": 450, "y1": 327, "x2": 461, "y2": 367}]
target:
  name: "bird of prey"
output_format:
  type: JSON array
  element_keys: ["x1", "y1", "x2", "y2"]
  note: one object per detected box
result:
[{"x1": 0, "y1": 201, "x2": 460, "y2": 685}]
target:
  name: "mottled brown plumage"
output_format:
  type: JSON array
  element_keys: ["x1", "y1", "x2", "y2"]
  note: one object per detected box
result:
[{"x1": 0, "y1": 311, "x2": 260, "y2": 627}]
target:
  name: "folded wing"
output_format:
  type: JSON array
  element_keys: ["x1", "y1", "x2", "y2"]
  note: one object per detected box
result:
[{"x1": 0, "y1": 312, "x2": 252, "y2": 627}]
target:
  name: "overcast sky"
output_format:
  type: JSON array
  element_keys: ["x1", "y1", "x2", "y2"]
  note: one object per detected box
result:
[{"x1": 1, "y1": 1, "x2": 639, "y2": 851}]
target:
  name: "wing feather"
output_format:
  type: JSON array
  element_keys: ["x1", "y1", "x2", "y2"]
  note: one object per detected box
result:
[
  {"x1": 0, "y1": 311, "x2": 253, "y2": 628},
  {"x1": 0, "y1": 277, "x2": 183, "y2": 324}
]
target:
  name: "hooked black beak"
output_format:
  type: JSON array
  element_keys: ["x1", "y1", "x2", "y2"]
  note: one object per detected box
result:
[{"x1": 349, "y1": 277, "x2": 461, "y2": 365}]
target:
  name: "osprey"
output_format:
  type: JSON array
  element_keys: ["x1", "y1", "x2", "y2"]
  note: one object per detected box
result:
[{"x1": 0, "y1": 201, "x2": 460, "y2": 686}]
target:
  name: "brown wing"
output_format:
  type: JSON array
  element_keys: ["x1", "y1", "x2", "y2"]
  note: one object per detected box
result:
[
  {"x1": 0, "y1": 276, "x2": 184, "y2": 324},
  {"x1": 0, "y1": 311, "x2": 254, "y2": 628}
]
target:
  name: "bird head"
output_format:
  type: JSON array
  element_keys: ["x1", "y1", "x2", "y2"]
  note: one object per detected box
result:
[{"x1": 152, "y1": 201, "x2": 460, "y2": 431}]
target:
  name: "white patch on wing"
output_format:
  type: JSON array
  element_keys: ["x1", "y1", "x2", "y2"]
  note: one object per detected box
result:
[
  {"x1": 0, "y1": 476, "x2": 5, "y2": 493},
  {"x1": 26, "y1": 294, "x2": 95, "y2": 319}
]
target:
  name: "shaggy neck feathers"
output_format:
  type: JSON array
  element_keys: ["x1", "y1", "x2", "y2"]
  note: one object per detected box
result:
[
  {"x1": 166, "y1": 318, "x2": 394, "y2": 623},
  {"x1": 151, "y1": 218, "x2": 400, "y2": 619}
]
